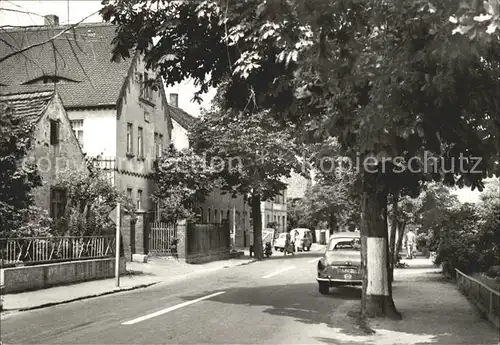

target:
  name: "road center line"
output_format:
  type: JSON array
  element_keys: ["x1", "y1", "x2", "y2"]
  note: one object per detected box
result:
[
  {"x1": 122, "y1": 291, "x2": 226, "y2": 325},
  {"x1": 308, "y1": 258, "x2": 320, "y2": 264},
  {"x1": 262, "y1": 265, "x2": 295, "y2": 279}
]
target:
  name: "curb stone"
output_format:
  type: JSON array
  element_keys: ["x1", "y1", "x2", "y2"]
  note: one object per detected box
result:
[
  {"x1": 1, "y1": 282, "x2": 160, "y2": 313},
  {"x1": 225, "y1": 259, "x2": 258, "y2": 267},
  {"x1": 0, "y1": 258, "x2": 257, "y2": 314}
]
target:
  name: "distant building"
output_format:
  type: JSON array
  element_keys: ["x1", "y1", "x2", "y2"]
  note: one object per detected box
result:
[
  {"x1": 261, "y1": 190, "x2": 287, "y2": 233},
  {"x1": 0, "y1": 91, "x2": 87, "y2": 219}
]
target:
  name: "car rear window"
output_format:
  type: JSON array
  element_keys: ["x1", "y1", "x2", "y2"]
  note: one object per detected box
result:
[{"x1": 329, "y1": 238, "x2": 361, "y2": 251}]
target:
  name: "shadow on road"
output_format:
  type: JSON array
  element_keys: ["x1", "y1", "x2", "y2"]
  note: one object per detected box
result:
[
  {"x1": 178, "y1": 276, "x2": 487, "y2": 345},
  {"x1": 179, "y1": 282, "x2": 362, "y2": 333}
]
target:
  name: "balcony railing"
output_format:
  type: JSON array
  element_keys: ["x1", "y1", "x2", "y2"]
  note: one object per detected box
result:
[{"x1": 0, "y1": 236, "x2": 116, "y2": 267}]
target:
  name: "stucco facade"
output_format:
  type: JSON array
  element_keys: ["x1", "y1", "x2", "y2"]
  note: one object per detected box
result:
[
  {"x1": 261, "y1": 192, "x2": 288, "y2": 234},
  {"x1": 65, "y1": 58, "x2": 172, "y2": 211},
  {"x1": 171, "y1": 119, "x2": 190, "y2": 150},
  {"x1": 198, "y1": 188, "x2": 251, "y2": 248},
  {"x1": 0, "y1": 92, "x2": 88, "y2": 216},
  {"x1": 114, "y1": 57, "x2": 171, "y2": 211},
  {"x1": 66, "y1": 108, "x2": 117, "y2": 158}
]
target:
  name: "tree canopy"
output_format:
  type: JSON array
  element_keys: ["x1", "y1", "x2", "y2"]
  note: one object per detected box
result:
[
  {"x1": 103, "y1": 0, "x2": 499, "y2": 191},
  {"x1": 0, "y1": 103, "x2": 43, "y2": 237},
  {"x1": 55, "y1": 158, "x2": 136, "y2": 236},
  {"x1": 153, "y1": 145, "x2": 216, "y2": 223},
  {"x1": 102, "y1": 0, "x2": 500, "y2": 319},
  {"x1": 189, "y1": 98, "x2": 306, "y2": 258}
]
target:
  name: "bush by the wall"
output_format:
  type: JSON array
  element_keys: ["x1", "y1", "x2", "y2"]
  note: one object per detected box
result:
[{"x1": 430, "y1": 202, "x2": 500, "y2": 276}]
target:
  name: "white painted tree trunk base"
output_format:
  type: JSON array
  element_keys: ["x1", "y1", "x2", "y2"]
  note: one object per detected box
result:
[
  {"x1": 364, "y1": 237, "x2": 401, "y2": 319},
  {"x1": 366, "y1": 237, "x2": 389, "y2": 296}
]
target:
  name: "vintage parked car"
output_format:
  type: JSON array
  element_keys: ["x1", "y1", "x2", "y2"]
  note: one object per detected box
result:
[
  {"x1": 274, "y1": 232, "x2": 288, "y2": 251},
  {"x1": 291, "y1": 228, "x2": 313, "y2": 251},
  {"x1": 316, "y1": 232, "x2": 362, "y2": 294},
  {"x1": 249, "y1": 228, "x2": 276, "y2": 256}
]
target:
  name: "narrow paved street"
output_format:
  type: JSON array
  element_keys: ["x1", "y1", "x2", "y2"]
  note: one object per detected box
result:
[
  {"x1": 1, "y1": 252, "x2": 353, "y2": 344},
  {"x1": 2, "y1": 252, "x2": 499, "y2": 344}
]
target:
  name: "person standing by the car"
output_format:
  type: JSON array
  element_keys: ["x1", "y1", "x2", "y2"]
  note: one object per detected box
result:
[
  {"x1": 284, "y1": 232, "x2": 294, "y2": 256},
  {"x1": 405, "y1": 229, "x2": 416, "y2": 259}
]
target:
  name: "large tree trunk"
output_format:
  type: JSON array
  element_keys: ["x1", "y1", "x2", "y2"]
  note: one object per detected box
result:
[
  {"x1": 251, "y1": 193, "x2": 263, "y2": 260},
  {"x1": 389, "y1": 190, "x2": 399, "y2": 283},
  {"x1": 361, "y1": 172, "x2": 401, "y2": 320},
  {"x1": 395, "y1": 221, "x2": 407, "y2": 262}
]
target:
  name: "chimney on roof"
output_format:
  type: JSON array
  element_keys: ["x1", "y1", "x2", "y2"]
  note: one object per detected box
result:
[
  {"x1": 44, "y1": 15, "x2": 59, "y2": 26},
  {"x1": 169, "y1": 93, "x2": 178, "y2": 108}
]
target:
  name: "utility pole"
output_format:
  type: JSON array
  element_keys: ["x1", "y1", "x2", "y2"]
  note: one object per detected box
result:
[{"x1": 115, "y1": 202, "x2": 121, "y2": 287}]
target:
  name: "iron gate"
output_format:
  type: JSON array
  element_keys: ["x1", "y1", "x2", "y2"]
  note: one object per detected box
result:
[{"x1": 148, "y1": 222, "x2": 177, "y2": 256}]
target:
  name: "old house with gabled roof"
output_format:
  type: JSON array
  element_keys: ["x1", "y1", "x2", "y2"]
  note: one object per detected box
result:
[
  {"x1": 0, "y1": 15, "x2": 173, "y2": 213},
  {"x1": 0, "y1": 91, "x2": 88, "y2": 219}
]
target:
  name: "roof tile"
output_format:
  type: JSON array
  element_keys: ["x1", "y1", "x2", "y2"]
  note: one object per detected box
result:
[
  {"x1": 169, "y1": 106, "x2": 197, "y2": 129},
  {"x1": 0, "y1": 91, "x2": 55, "y2": 126},
  {"x1": 0, "y1": 23, "x2": 132, "y2": 108}
]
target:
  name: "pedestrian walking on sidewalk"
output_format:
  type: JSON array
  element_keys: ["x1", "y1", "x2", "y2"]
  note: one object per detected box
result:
[
  {"x1": 284, "y1": 232, "x2": 294, "y2": 256},
  {"x1": 405, "y1": 229, "x2": 416, "y2": 259}
]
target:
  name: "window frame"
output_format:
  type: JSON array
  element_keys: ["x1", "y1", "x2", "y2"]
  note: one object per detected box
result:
[
  {"x1": 158, "y1": 134, "x2": 163, "y2": 158},
  {"x1": 50, "y1": 187, "x2": 66, "y2": 220},
  {"x1": 126, "y1": 123, "x2": 134, "y2": 155},
  {"x1": 70, "y1": 119, "x2": 84, "y2": 148},
  {"x1": 137, "y1": 126, "x2": 144, "y2": 158},
  {"x1": 141, "y1": 72, "x2": 153, "y2": 101},
  {"x1": 137, "y1": 189, "x2": 143, "y2": 210},
  {"x1": 50, "y1": 119, "x2": 60, "y2": 145},
  {"x1": 154, "y1": 133, "x2": 159, "y2": 158}
]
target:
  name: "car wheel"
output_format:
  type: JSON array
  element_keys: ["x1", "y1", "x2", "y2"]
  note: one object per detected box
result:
[
  {"x1": 318, "y1": 282, "x2": 329, "y2": 295},
  {"x1": 275, "y1": 247, "x2": 278, "y2": 251},
  {"x1": 307, "y1": 245, "x2": 312, "y2": 251},
  {"x1": 280, "y1": 248, "x2": 284, "y2": 252}
]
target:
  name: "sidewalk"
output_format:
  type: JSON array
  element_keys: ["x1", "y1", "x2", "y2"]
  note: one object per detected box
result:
[
  {"x1": 323, "y1": 257, "x2": 499, "y2": 344},
  {"x1": 1, "y1": 256, "x2": 255, "y2": 312}
]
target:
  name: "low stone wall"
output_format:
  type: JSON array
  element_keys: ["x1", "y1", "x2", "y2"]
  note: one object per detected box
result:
[
  {"x1": 0, "y1": 258, "x2": 126, "y2": 294},
  {"x1": 186, "y1": 250, "x2": 231, "y2": 264}
]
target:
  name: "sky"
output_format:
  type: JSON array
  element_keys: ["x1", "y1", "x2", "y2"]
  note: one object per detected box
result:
[{"x1": 0, "y1": 1, "x2": 495, "y2": 204}]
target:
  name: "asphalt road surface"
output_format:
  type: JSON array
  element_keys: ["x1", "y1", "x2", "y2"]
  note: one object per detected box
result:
[{"x1": 0, "y1": 252, "x2": 361, "y2": 344}]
